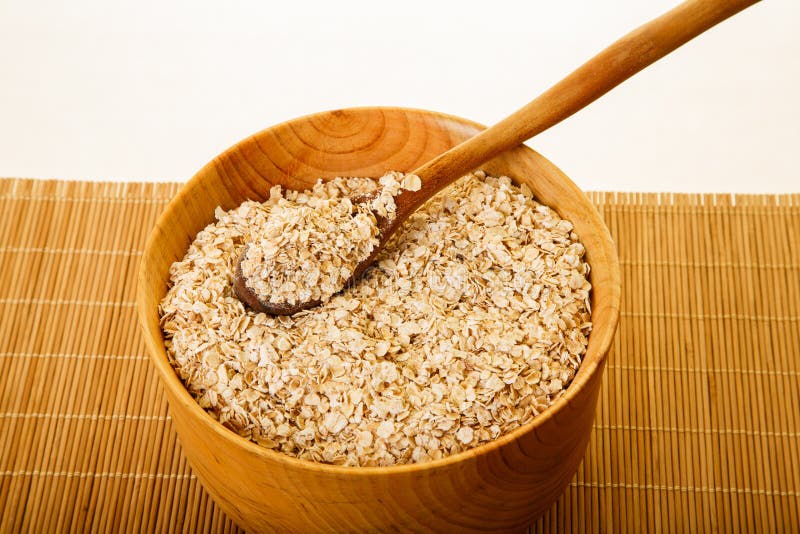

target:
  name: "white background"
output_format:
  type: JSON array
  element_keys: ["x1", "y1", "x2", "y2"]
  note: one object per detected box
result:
[{"x1": 0, "y1": 0, "x2": 797, "y2": 193}]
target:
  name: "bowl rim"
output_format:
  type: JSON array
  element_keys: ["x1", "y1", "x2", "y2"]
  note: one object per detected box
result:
[{"x1": 137, "y1": 105, "x2": 621, "y2": 476}]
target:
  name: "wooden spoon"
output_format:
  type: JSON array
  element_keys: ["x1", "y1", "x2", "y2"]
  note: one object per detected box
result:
[{"x1": 235, "y1": 0, "x2": 758, "y2": 315}]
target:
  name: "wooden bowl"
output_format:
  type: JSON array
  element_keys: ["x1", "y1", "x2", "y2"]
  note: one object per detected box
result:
[{"x1": 137, "y1": 107, "x2": 620, "y2": 533}]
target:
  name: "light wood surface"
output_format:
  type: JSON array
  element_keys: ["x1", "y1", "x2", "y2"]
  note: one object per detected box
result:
[
  {"x1": 2, "y1": 178, "x2": 799, "y2": 531},
  {"x1": 136, "y1": 107, "x2": 620, "y2": 532},
  {"x1": 254, "y1": 0, "x2": 758, "y2": 314}
]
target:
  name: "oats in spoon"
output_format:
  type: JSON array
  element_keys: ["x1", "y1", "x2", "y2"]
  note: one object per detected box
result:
[{"x1": 238, "y1": 172, "x2": 421, "y2": 309}]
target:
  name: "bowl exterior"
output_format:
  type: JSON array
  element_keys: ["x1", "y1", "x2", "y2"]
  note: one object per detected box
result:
[{"x1": 137, "y1": 107, "x2": 620, "y2": 533}]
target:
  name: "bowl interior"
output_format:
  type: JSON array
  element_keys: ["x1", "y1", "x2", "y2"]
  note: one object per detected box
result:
[{"x1": 137, "y1": 106, "x2": 620, "y2": 472}]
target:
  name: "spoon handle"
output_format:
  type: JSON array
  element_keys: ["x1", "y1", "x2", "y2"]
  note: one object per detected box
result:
[{"x1": 398, "y1": 0, "x2": 759, "y2": 220}]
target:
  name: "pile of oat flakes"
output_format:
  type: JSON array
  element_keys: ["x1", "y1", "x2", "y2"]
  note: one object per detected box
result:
[
  {"x1": 240, "y1": 172, "x2": 421, "y2": 307},
  {"x1": 160, "y1": 171, "x2": 592, "y2": 466}
]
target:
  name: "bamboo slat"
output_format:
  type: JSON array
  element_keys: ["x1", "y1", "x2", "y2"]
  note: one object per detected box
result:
[{"x1": 0, "y1": 179, "x2": 798, "y2": 532}]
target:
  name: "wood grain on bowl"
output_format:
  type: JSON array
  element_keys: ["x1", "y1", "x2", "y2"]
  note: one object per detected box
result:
[{"x1": 137, "y1": 107, "x2": 620, "y2": 533}]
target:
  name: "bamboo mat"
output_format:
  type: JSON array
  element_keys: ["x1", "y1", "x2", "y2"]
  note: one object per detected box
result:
[{"x1": 1, "y1": 178, "x2": 798, "y2": 533}]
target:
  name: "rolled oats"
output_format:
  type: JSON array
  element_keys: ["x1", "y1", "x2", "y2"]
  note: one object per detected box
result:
[
  {"x1": 240, "y1": 172, "x2": 417, "y2": 306},
  {"x1": 160, "y1": 171, "x2": 592, "y2": 467}
]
